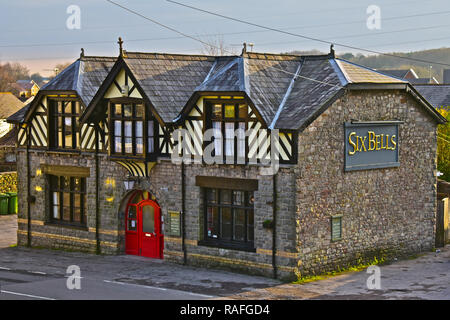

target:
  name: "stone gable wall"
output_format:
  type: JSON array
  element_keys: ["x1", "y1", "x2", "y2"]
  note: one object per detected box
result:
[{"x1": 295, "y1": 90, "x2": 438, "y2": 277}]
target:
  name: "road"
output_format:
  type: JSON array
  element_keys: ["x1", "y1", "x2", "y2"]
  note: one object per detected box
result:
[
  {"x1": 0, "y1": 215, "x2": 449, "y2": 300},
  {"x1": 0, "y1": 268, "x2": 213, "y2": 300}
]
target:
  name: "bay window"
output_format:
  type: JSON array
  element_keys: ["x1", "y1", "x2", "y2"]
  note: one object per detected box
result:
[
  {"x1": 49, "y1": 100, "x2": 81, "y2": 150},
  {"x1": 208, "y1": 102, "x2": 247, "y2": 162},
  {"x1": 110, "y1": 102, "x2": 156, "y2": 157}
]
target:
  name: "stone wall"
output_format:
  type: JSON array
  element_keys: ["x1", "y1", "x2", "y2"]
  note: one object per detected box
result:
[
  {"x1": 295, "y1": 90, "x2": 438, "y2": 277},
  {"x1": 16, "y1": 150, "x2": 128, "y2": 254}
]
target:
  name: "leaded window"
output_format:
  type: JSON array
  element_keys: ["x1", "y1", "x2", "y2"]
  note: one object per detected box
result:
[
  {"x1": 110, "y1": 102, "x2": 156, "y2": 157},
  {"x1": 204, "y1": 188, "x2": 254, "y2": 250},
  {"x1": 49, "y1": 175, "x2": 87, "y2": 227},
  {"x1": 208, "y1": 102, "x2": 247, "y2": 161},
  {"x1": 49, "y1": 100, "x2": 81, "y2": 150}
]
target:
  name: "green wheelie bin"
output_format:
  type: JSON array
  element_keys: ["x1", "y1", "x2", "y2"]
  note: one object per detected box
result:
[
  {"x1": 6, "y1": 192, "x2": 17, "y2": 214},
  {"x1": 0, "y1": 193, "x2": 10, "y2": 215}
]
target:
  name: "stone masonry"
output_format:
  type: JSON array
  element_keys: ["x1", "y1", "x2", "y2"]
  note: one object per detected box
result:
[{"x1": 15, "y1": 89, "x2": 439, "y2": 281}]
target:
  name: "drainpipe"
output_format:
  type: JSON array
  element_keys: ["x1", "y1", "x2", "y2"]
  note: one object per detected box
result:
[
  {"x1": 26, "y1": 125, "x2": 31, "y2": 247},
  {"x1": 272, "y1": 173, "x2": 278, "y2": 279},
  {"x1": 95, "y1": 126, "x2": 100, "y2": 255},
  {"x1": 181, "y1": 161, "x2": 187, "y2": 265}
]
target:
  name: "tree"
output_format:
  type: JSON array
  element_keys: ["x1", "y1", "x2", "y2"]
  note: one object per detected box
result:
[
  {"x1": 0, "y1": 62, "x2": 30, "y2": 93},
  {"x1": 199, "y1": 35, "x2": 237, "y2": 56},
  {"x1": 30, "y1": 73, "x2": 44, "y2": 84},
  {"x1": 437, "y1": 108, "x2": 450, "y2": 182}
]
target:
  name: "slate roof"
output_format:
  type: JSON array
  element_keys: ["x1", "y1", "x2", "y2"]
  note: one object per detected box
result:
[
  {"x1": 0, "y1": 92, "x2": 24, "y2": 119},
  {"x1": 0, "y1": 126, "x2": 18, "y2": 147},
  {"x1": 124, "y1": 52, "x2": 216, "y2": 122},
  {"x1": 413, "y1": 84, "x2": 450, "y2": 109},
  {"x1": 16, "y1": 80, "x2": 37, "y2": 91},
  {"x1": 9, "y1": 49, "x2": 444, "y2": 128},
  {"x1": 8, "y1": 56, "x2": 116, "y2": 123}
]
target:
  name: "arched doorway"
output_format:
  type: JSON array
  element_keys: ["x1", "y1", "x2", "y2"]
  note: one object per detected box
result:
[{"x1": 125, "y1": 190, "x2": 163, "y2": 259}]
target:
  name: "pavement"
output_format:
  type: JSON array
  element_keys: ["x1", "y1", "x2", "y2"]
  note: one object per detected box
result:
[
  {"x1": 0, "y1": 214, "x2": 449, "y2": 300},
  {"x1": 0, "y1": 214, "x2": 17, "y2": 248}
]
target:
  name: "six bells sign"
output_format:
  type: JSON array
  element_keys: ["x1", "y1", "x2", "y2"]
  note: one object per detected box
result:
[{"x1": 344, "y1": 121, "x2": 401, "y2": 171}]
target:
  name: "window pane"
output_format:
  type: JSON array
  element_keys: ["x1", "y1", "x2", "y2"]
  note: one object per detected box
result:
[
  {"x1": 136, "y1": 138, "x2": 143, "y2": 154},
  {"x1": 73, "y1": 194, "x2": 81, "y2": 222},
  {"x1": 135, "y1": 121, "x2": 143, "y2": 138},
  {"x1": 148, "y1": 120, "x2": 154, "y2": 137},
  {"x1": 142, "y1": 205, "x2": 155, "y2": 234},
  {"x1": 148, "y1": 138, "x2": 154, "y2": 153},
  {"x1": 220, "y1": 190, "x2": 231, "y2": 204},
  {"x1": 64, "y1": 101, "x2": 72, "y2": 113},
  {"x1": 237, "y1": 122, "x2": 245, "y2": 158},
  {"x1": 125, "y1": 138, "x2": 132, "y2": 153},
  {"x1": 207, "y1": 206, "x2": 219, "y2": 239},
  {"x1": 135, "y1": 104, "x2": 144, "y2": 118},
  {"x1": 225, "y1": 105, "x2": 235, "y2": 118},
  {"x1": 124, "y1": 121, "x2": 132, "y2": 137},
  {"x1": 114, "y1": 120, "x2": 121, "y2": 136},
  {"x1": 233, "y1": 191, "x2": 244, "y2": 205},
  {"x1": 123, "y1": 104, "x2": 132, "y2": 117},
  {"x1": 234, "y1": 209, "x2": 245, "y2": 241},
  {"x1": 221, "y1": 207, "x2": 232, "y2": 240},
  {"x1": 207, "y1": 189, "x2": 217, "y2": 204},
  {"x1": 57, "y1": 101, "x2": 63, "y2": 113},
  {"x1": 247, "y1": 209, "x2": 254, "y2": 241},
  {"x1": 63, "y1": 193, "x2": 71, "y2": 221},
  {"x1": 52, "y1": 192, "x2": 60, "y2": 219},
  {"x1": 115, "y1": 137, "x2": 122, "y2": 153},
  {"x1": 212, "y1": 104, "x2": 222, "y2": 118},
  {"x1": 212, "y1": 122, "x2": 222, "y2": 156},
  {"x1": 238, "y1": 104, "x2": 247, "y2": 119},
  {"x1": 114, "y1": 104, "x2": 122, "y2": 116},
  {"x1": 225, "y1": 122, "x2": 234, "y2": 157}
]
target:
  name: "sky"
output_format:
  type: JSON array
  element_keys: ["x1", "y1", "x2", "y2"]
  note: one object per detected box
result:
[{"x1": 1, "y1": 0, "x2": 450, "y2": 76}]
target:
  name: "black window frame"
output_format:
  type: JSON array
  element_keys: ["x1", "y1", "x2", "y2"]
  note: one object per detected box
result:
[
  {"x1": 200, "y1": 187, "x2": 255, "y2": 251},
  {"x1": 109, "y1": 100, "x2": 157, "y2": 160},
  {"x1": 48, "y1": 174, "x2": 87, "y2": 228},
  {"x1": 49, "y1": 99, "x2": 81, "y2": 150},
  {"x1": 205, "y1": 101, "x2": 248, "y2": 164}
]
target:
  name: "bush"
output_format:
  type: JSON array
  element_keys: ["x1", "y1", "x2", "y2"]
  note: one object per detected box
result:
[{"x1": 0, "y1": 172, "x2": 17, "y2": 193}]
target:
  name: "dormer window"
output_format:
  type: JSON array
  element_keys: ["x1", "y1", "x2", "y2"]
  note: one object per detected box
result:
[
  {"x1": 110, "y1": 101, "x2": 156, "y2": 158},
  {"x1": 207, "y1": 101, "x2": 247, "y2": 160},
  {"x1": 49, "y1": 100, "x2": 81, "y2": 150}
]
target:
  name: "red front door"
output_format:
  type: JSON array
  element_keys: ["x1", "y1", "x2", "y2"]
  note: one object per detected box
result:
[{"x1": 126, "y1": 198, "x2": 163, "y2": 259}]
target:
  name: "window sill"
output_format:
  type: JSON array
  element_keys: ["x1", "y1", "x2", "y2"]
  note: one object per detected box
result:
[
  {"x1": 198, "y1": 240, "x2": 256, "y2": 253},
  {"x1": 46, "y1": 150, "x2": 81, "y2": 156},
  {"x1": 44, "y1": 221, "x2": 88, "y2": 231}
]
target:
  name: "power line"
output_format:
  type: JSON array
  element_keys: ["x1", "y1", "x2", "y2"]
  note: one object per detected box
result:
[
  {"x1": 166, "y1": 0, "x2": 450, "y2": 67},
  {"x1": 105, "y1": 0, "x2": 344, "y2": 89}
]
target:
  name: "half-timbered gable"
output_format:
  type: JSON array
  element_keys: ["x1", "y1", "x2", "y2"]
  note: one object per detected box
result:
[{"x1": 8, "y1": 55, "x2": 116, "y2": 151}]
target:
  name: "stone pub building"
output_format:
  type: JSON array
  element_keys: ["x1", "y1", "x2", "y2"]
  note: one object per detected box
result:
[{"x1": 8, "y1": 43, "x2": 446, "y2": 280}]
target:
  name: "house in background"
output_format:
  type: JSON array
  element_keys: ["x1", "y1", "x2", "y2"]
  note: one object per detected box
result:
[
  {"x1": 0, "y1": 92, "x2": 24, "y2": 171},
  {"x1": 378, "y1": 68, "x2": 439, "y2": 84},
  {"x1": 14, "y1": 80, "x2": 40, "y2": 100},
  {"x1": 0, "y1": 92, "x2": 23, "y2": 137}
]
